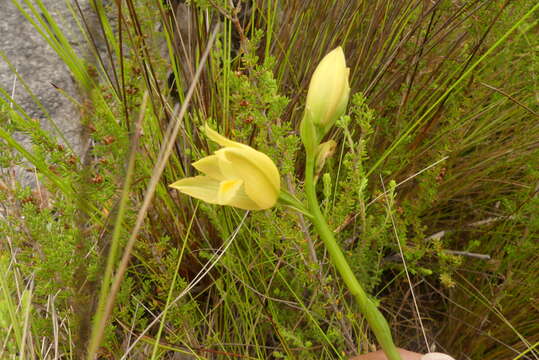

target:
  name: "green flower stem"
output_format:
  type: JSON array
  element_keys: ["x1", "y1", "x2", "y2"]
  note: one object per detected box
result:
[
  {"x1": 278, "y1": 191, "x2": 313, "y2": 219},
  {"x1": 304, "y1": 154, "x2": 402, "y2": 360}
]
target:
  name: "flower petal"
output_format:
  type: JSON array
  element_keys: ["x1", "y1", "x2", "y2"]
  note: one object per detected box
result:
[
  {"x1": 170, "y1": 176, "x2": 263, "y2": 210},
  {"x1": 217, "y1": 147, "x2": 280, "y2": 209},
  {"x1": 192, "y1": 155, "x2": 226, "y2": 180},
  {"x1": 203, "y1": 124, "x2": 245, "y2": 148},
  {"x1": 169, "y1": 176, "x2": 221, "y2": 205}
]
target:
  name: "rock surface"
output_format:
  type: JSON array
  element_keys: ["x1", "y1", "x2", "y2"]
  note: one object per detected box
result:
[
  {"x1": 0, "y1": 0, "x2": 87, "y2": 148},
  {"x1": 0, "y1": 0, "x2": 98, "y2": 185}
]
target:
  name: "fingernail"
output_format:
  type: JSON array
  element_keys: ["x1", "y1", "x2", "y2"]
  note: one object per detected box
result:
[{"x1": 421, "y1": 353, "x2": 455, "y2": 360}]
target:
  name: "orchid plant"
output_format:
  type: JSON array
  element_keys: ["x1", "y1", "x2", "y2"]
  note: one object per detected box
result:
[{"x1": 171, "y1": 47, "x2": 403, "y2": 360}]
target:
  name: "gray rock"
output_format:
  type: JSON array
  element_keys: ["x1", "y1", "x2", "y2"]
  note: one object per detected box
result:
[{"x1": 0, "y1": 0, "x2": 96, "y2": 186}]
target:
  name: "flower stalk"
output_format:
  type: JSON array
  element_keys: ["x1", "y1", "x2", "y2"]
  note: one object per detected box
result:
[
  {"x1": 298, "y1": 47, "x2": 401, "y2": 359},
  {"x1": 304, "y1": 153, "x2": 402, "y2": 360}
]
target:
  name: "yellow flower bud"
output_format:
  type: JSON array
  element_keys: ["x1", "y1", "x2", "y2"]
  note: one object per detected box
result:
[
  {"x1": 304, "y1": 47, "x2": 350, "y2": 139},
  {"x1": 170, "y1": 124, "x2": 280, "y2": 210}
]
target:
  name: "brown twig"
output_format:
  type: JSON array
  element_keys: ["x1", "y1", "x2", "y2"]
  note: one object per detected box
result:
[
  {"x1": 207, "y1": 0, "x2": 248, "y2": 54},
  {"x1": 479, "y1": 82, "x2": 539, "y2": 118}
]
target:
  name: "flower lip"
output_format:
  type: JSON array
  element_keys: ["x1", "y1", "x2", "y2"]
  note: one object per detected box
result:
[{"x1": 218, "y1": 179, "x2": 243, "y2": 204}]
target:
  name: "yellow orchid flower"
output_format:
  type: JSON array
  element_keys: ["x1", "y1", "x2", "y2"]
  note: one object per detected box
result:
[{"x1": 170, "y1": 124, "x2": 280, "y2": 210}]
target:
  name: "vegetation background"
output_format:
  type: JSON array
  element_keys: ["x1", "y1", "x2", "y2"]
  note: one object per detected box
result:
[{"x1": 1, "y1": 0, "x2": 538, "y2": 359}]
